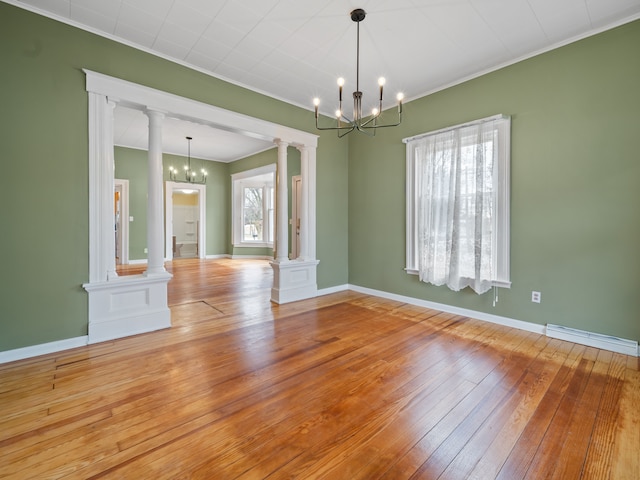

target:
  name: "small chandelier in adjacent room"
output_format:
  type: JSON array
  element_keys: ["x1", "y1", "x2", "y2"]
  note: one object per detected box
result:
[
  {"x1": 169, "y1": 136, "x2": 207, "y2": 184},
  {"x1": 313, "y1": 8, "x2": 404, "y2": 137}
]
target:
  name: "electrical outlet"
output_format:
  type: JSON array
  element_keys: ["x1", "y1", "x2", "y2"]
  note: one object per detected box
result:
[
  {"x1": 143, "y1": 248, "x2": 148, "y2": 254},
  {"x1": 531, "y1": 291, "x2": 541, "y2": 303}
]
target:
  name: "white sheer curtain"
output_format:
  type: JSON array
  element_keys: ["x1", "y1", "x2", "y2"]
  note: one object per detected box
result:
[{"x1": 415, "y1": 120, "x2": 498, "y2": 294}]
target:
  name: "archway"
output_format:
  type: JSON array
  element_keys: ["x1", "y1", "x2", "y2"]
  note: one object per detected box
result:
[{"x1": 82, "y1": 70, "x2": 318, "y2": 344}]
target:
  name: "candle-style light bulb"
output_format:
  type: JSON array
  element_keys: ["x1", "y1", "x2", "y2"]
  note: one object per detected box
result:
[
  {"x1": 313, "y1": 97, "x2": 320, "y2": 118},
  {"x1": 335, "y1": 109, "x2": 342, "y2": 119},
  {"x1": 378, "y1": 77, "x2": 386, "y2": 102},
  {"x1": 372, "y1": 108, "x2": 379, "y2": 116},
  {"x1": 337, "y1": 77, "x2": 344, "y2": 103}
]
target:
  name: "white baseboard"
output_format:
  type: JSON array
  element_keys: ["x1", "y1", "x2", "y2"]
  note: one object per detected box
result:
[
  {"x1": 4, "y1": 283, "x2": 636, "y2": 364},
  {"x1": 231, "y1": 255, "x2": 273, "y2": 260},
  {"x1": 546, "y1": 324, "x2": 638, "y2": 357},
  {"x1": 205, "y1": 254, "x2": 231, "y2": 259},
  {"x1": 0, "y1": 336, "x2": 88, "y2": 365},
  {"x1": 317, "y1": 284, "x2": 349, "y2": 296},
  {"x1": 348, "y1": 284, "x2": 545, "y2": 335},
  {"x1": 348, "y1": 284, "x2": 639, "y2": 357}
]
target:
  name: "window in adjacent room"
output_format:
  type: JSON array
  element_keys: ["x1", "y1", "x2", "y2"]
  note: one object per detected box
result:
[
  {"x1": 404, "y1": 114, "x2": 511, "y2": 294},
  {"x1": 232, "y1": 164, "x2": 276, "y2": 247}
]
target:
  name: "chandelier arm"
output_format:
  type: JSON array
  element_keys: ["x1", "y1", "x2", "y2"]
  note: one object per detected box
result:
[
  {"x1": 359, "y1": 113, "x2": 380, "y2": 128},
  {"x1": 312, "y1": 8, "x2": 404, "y2": 137},
  {"x1": 338, "y1": 126, "x2": 356, "y2": 138},
  {"x1": 360, "y1": 113, "x2": 403, "y2": 129},
  {"x1": 314, "y1": 115, "x2": 356, "y2": 134},
  {"x1": 354, "y1": 124, "x2": 376, "y2": 136},
  {"x1": 361, "y1": 102, "x2": 403, "y2": 129}
]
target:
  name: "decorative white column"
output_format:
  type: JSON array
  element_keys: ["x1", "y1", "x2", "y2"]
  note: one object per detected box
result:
[
  {"x1": 270, "y1": 141, "x2": 319, "y2": 304},
  {"x1": 83, "y1": 86, "x2": 171, "y2": 344},
  {"x1": 103, "y1": 98, "x2": 118, "y2": 280},
  {"x1": 307, "y1": 146, "x2": 318, "y2": 260},
  {"x1": 144, "y1": 108, "x2": 167, "y2": 276},
  {"x1": 86, "y1": 94, "x2": 119, "y2": 281},
  {"x1": 274, "y1": 139, "x2": 289, "y2": 263},
  {"x1": 297, "y1": 145, "x2": 310, "y2": 261}
]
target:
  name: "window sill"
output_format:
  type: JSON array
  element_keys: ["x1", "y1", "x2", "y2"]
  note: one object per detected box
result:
[
  {"x1": 404, "y1": 268, "x2": 511, "y2": 289},
  {"x1": 233, "y1": 243, "x2": 274, "y2": 249}
]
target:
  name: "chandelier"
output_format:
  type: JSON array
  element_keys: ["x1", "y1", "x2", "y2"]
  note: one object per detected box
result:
[
  {"x1": 168, "y1": 136, "x2": 207, "y2": 184},
  {"x1": 313, "y1": 8, "x2": 404, "y2": 137}
]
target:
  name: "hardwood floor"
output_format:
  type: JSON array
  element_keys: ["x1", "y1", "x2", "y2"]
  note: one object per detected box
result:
[{"x1": 1, "y1": 258, "x2": 638, "y2": 479}]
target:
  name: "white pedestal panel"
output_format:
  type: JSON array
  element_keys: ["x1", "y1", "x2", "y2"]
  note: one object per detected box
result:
[
  {"x1": 270, "y1": 259, "x2": 320, "y2": 304},
  {"x1": 83, "y1": 273, "x2": 172, "y2": 344}
]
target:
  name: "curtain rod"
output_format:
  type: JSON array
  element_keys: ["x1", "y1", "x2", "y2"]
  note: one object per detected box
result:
[{"x1": 402, "y1": 114, "x2": 509, "y2": 144}]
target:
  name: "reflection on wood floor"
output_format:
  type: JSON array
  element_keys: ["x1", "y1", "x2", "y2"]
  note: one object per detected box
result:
[{"x1": 1, "y1": 258, "x2": 639, "y2": 479}]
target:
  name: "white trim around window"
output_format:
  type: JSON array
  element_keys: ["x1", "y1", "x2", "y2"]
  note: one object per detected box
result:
[
  {"x1": 231, "y1": 164, "x2": 276, "y2": 248},
  {"x1": 404, "y1": 114, "x2": 511, "y2": 290}
]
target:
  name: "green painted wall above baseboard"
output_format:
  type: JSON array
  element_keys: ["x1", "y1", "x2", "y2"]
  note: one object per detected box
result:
[
  {"x1": 0, "y1": 3, "x2": 348, "y2": 351},
  {"x1": 347, "y1": 19, "x2": 640, "y2": 342},
  {"x1": 1, "y1": 0, "x2": 635, "y2": 353}
]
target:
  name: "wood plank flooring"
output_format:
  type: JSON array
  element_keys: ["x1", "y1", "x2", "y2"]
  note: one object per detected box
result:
[{"x1": 1, "y1": 258, "x2": 638, "y2": 479}]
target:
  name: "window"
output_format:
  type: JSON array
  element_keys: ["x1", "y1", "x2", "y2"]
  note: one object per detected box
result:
[
  {"x1": 232, "y1": 165, "x2": 276, "y2": 247},
  {"x1": 405, "y1": 114, "x2": 510, "y2": 294}
]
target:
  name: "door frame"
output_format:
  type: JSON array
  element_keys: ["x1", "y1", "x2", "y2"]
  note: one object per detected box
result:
[
  {"x1": 114, "y1": 178, "x2": 129, "y2": 265},
  {"x1": 165, "y1": 181, "x2": 206, "y2": 260},
  {"x1": 291, "y1": 175, "x2": 301, "y2": 259}
]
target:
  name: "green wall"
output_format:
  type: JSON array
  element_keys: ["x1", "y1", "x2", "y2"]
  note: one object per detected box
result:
[
  {"x1": 348, "y1": 20, "x2": 640, "y2": 342},
  {"x1": 228, "y1": 148, "x2": 277, "y2": 258},
  {"x1": 227, "y1": 147, "x2": 302, "y2": 258},
  {"x1": 0, "y1": 3, "x2": 348, "y2": 352},
  {"x1": 114, "y1": 147, "x2": 148, "y2": 260},
  {"x1": 2, "y1": 0, "x2": 635, "y2": 353},
  {"x1": 114, "y1": 147, "x2": 230, "y2": 259}
]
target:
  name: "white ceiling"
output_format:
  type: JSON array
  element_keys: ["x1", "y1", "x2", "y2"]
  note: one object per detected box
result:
[
  {"x1": 9, "y1": 0, "x2": 640, "y2": 162},
  {"x1": 113, "y1": 106, "x2": 274, "y2": 161}
]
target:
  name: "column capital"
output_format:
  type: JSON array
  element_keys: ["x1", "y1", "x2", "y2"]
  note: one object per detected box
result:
[
  {"x1": 144, "y1": 108, "x2": 167, "y2": 119},
  {"x1": 274, "y1": 138, "x2": 289, "y2": 148}
]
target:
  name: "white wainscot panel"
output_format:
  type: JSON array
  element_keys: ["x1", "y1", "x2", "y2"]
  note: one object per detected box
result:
[
  {"x1": 83, "y1": 273, "x2": 172, "y2": 344},
  {"x1": 270, "y1": 259, "x2": 319, "y2": 304}
]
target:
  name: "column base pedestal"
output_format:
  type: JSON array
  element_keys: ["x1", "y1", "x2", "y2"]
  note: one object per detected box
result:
[
  {"x1": 270, "y1": 259, "x2": 320, "y2": 304},
  {"x1": 83, "y1": 272, "x2": 172, "y2": 344}
]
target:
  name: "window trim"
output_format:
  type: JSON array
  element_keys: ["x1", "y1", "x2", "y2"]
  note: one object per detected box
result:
[
  {"x1": 404, "y1": 114, "x2": 511, "y2": 288},
  {"x1": 231, "y1": 164, "x2": 276, "y2": 248}
]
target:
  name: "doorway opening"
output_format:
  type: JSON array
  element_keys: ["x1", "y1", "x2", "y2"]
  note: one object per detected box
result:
[
  {"x1": 165, "y1": 181, "x2": 206, "y2": 261},
  {"x1": 172, "y1": 190, "x2": 200, "y2": 258}
]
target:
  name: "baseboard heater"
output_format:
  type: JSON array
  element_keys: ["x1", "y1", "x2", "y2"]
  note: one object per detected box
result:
[{"x1": 546, "y1": 324, "x2": 639, "y2": 357}]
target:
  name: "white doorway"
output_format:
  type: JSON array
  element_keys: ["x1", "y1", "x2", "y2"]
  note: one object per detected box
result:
[
  {"x1": 114, "y1": 179, "x2": 129, "y2": 265},
  {"x1": 165, "y1": 181, "x2": 206, "y2": 260},
  {"x1": 172, "y1": 190, "x2": 199, "y2": 258},
  {"x1": 291, "y1": 175, "x2": 301, "y2": 260}
]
